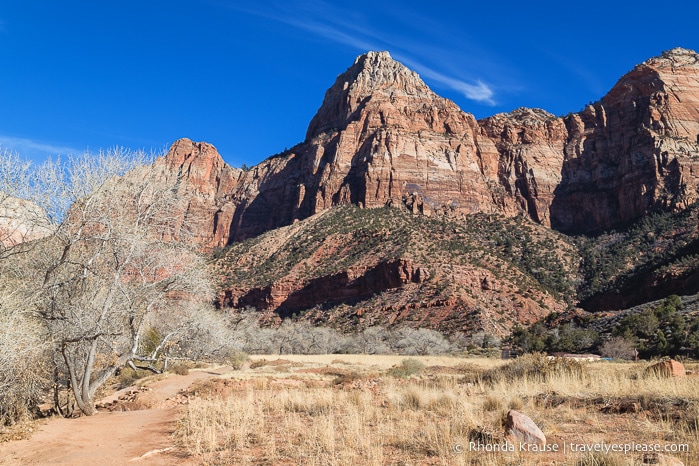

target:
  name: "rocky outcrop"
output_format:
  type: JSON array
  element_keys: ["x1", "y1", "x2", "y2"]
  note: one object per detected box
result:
[
  {"x1": 479, "y1": 108, "x2": 568, "y2": 225},
  {"x1": 147, "y1": 48, "x2": 699, "y2": 250},
  {"x1": 219, "y1": 259, "x2": 427, "y2": 319},
  {"x1": 550, "y1": 47, "x2": 699, "y2": 232},
  {"x1": 148, "y1": 138, "x2": 243, "y2": 249}
]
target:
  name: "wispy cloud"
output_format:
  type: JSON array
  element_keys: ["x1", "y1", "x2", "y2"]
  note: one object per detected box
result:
[
  {"x1": 224, "y1": 0, "x2": 499, "y2": 105},
  {"x1": 394, "y1": 55, "x2": 495, "y2": 105},
  {"x1": 0, "y1": 135, "x2": 82, "y2": 161}
]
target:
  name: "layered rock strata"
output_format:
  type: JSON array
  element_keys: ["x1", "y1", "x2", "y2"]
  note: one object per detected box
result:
[{"x1": 150, "y1": 48, "x2": 699, "y2": 250}]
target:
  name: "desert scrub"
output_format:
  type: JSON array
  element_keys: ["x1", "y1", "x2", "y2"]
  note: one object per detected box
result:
[
  {"x1": 115, "y1": 367, "x2": 153, "y2": 388},
  {"x1": 225, "y1": 351, "x2": 250, "y2": 370},
  {"x1": 174, "y1": 355, "x2": 699, "y2": 465},
  {"x1": 387, "y1": 358, "x2": 426, "y2": 378},
  {"x1": 482, "y1": 352, "x2": 588, "y2": 385},
  {"x1": 176, "y1": 376, "x2": 481, "y2": 465},
  {"x1": 170, "y1": 364, "x2": 190, "y2": 376}
]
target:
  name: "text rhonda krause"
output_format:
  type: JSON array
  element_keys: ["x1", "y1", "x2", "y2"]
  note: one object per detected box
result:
[{"x1": 466, "y1": 441, "x2": 689, "y2": 454}]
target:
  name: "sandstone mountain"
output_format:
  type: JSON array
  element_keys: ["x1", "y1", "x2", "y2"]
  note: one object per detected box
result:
[
  {"x1": 119, "y1": 48, "x2": 699, "y2": 333},
  {"x1": 152, "y1": 48, "x2": 699, "y2": 253}
]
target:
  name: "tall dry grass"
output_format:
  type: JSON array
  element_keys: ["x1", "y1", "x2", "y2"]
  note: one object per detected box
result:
[{"x1": 175, "y1": 355, "x2": 699, "y2": 465}]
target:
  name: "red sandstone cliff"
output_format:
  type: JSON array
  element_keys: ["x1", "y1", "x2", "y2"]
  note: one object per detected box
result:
[
  {"x1": 549, "y1": 47, "x2": 699, "y2": 232},
  {"x1": 150, "y1": 48, "x2": 699, "y2": 250}
]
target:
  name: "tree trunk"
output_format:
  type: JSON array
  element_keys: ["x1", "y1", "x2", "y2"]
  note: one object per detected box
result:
[{"x1": 73, "y1": 389, "x2": 97, "y2": 416}]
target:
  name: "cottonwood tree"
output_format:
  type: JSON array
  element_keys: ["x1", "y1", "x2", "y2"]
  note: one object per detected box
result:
[
  {"x1": 0, "y1": 149, "x2": 51, "y2": 256},
  {"x1": 390, "y1": 327, "x2": 451, "y2": 355},
  {"x1": 145, "y1": 304, "x2": 242, "y2": 367},
  {"x1": 36, "y1": 157, "x2": 212, "y2": 415},
  {"x1": 0, "y1": 275, "x2": 50, "y2": 425},
  {"x1": 0, "y1": 149, "x2": 215, "y2": 417}
]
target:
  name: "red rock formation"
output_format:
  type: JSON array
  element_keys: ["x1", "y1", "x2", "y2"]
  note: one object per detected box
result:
[
  {"x1": 550, "y1": 48, "x2": 699, "y2": 232},
  {"x1": 218, "y1": 258, "x2": 427, "y2": 318},
  {"x1": 148, "y1": 138, "x2": 243, "y2": 249},
  {"x1": 148, "y1": 48, "x2": 699, "y2": 250}
]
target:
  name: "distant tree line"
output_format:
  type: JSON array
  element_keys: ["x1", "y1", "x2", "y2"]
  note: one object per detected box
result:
[{"x1": 508, "y1": 295, "x2": 699, "y2": 359}]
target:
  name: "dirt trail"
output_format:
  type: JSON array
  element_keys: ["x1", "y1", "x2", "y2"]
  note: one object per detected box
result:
[{"x1": 0, "y1": 367, "x2": 231, "y2": 465}]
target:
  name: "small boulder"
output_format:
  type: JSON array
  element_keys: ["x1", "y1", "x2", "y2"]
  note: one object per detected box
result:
[
  {"x1": 645, "y1": 359, "x2": 686, "y2": 378},
  {"x1": 505, "y1": 410, "x2": 546, "y2": 445}
]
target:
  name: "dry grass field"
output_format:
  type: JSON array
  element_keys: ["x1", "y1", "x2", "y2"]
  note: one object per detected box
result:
[{"x1": 174, "y1": 354, "x2": 699, "y2": 465}]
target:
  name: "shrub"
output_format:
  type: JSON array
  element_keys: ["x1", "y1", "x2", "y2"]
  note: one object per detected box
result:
[
  {"x1": 116, "y1": 367, "x2": 152, "y2": 388},
  {"x1": 388, "y1": 359, "x2": 426, "y2": 378},
  {"x1": 483, "y1": 352, "x2": 587, "y2": 385},
  {"x1": 483, "y1": 395, "x2": 502, "y2": 412},
  {"x1": 171, "y1": 364, "x2": 190, "y2": 376},
  {"x1": 249, "y1": 359, "x2": 269, "y2": 369},
  {"x1": 599, "y1": 336, "x2": 637, "y2": 360},
  {"x1": 226, "y1": 351, "x2": 250, "y2": 370}
]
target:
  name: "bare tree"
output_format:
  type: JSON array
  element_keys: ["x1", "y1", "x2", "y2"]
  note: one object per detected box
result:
[
  {"x1": 0, "y1": 149, "x2": 52, "y2": 255},
  {"x1": 36, "y1": 160, "x2": 211, "y2": 414},
  {"x1": 147, "y1": 304, "x2": 243, "y2": 367},
  {"x1": 347, "y1": 326, "x2": 392, "y2": 354},
  {"x1": 599, "y1": 336, "x2": 636, "y2": 360},
  {"x1": 0, "y1": 277, "x2": 50, "y2": 425},
  {"x1": 0, "y1": 148, "x2": 215, "y2": 417},
  {"x1": 391, "y1": 327, "x2": 451, "y2": 355}
]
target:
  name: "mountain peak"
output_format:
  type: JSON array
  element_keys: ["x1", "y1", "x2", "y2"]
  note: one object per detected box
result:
[
  {"x1": 305, "y1": 51, "x2": 437, "y2": 139},
  {"x1": 633, "y1": 47, "x2": 699, "y2": 72},
  {"x1": 162, "y1": 138, "x2": 224, "y2": 169},
  {"x1": 658, "y1": 47, "x2": 699, "y2": 62},
  {"x1": 346, "y1": 51, "x2": 423, "y2": 90}
]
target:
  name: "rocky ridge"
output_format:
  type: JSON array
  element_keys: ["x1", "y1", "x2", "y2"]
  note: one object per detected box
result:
[
  {"x1": 151, "y1": 48, "x2": 699, "y2": 252},
  {"x1": 212, "y1": 205, "x2": 580, "y2": 336}
]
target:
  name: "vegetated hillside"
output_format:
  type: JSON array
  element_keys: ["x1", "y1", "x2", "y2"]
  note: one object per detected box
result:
[
  {"x1": 213, "y1": 205, "x2": 580, "y2": 337},
  {"x1": 577, "y1": 201, "x2": 699, "y2": 311}
]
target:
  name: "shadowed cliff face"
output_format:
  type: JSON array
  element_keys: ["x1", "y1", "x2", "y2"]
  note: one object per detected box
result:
[
  {"x1": 219, "y1": 259, "x2": 427, "y2": 319},
  {"x1": 549, "y1": 48, "x2": 699, "y2": 233},
  {"x1": 147, "y1": 48, "x2": 699, "y2": 250}
]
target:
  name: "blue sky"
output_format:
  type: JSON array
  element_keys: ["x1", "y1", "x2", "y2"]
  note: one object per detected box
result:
[{"x1": 0, "y1": 1, "x2": 696, "y2": 167}]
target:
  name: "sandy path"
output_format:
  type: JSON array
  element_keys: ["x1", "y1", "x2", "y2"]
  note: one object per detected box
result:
[{"x1": 0, "y1": 367, "x2": 231, "y2": 465}]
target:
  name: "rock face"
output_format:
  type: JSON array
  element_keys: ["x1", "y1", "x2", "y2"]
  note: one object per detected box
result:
[
  {"x1": 148, "y1": 138, "x2": 243, "y2": 249},
  {"x1": 219, "y1": 259, "x2": 427, "y2": 319},
  {"x1": 149, "y1": 48, "x2": 699, "y2": 250},
  {"x1": 550, "y1": 48, "x2": 699, "y2": 232}
]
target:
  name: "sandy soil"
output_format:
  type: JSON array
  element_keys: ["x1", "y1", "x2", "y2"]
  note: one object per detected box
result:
[{"x1": 0, "y1": 367, "x2": 232, "y2": 465}]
